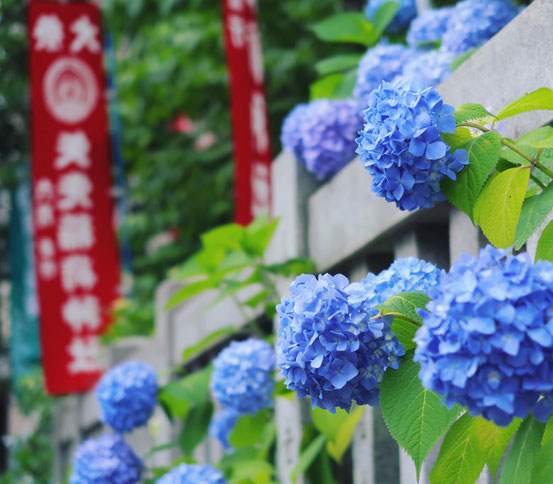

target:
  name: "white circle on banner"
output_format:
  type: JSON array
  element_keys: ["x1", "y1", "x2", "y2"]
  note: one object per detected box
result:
[{"x1": 43, "y1": 57, "x2": 99, "y2": 124}]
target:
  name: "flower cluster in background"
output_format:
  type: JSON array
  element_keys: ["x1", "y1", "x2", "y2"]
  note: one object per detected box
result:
[
  {"x1": 96, "y1": 361, "x2": 158, "y2": 434},
  {"x1": 209, "y1": 338, "x2": 275, "y2": 449},
  {"x1": 415, "y1": 246, "x2": 553, "y2": 426},
  {"x1": 347, "y1": 257, "x2": 444, "y2": 309},
  {"x1": 281, "y1": 98, "x2": 363, "y2": 180},
  {"x1": 365, "y1": 0, "x2": 417, "y2": 34},
  {"x1": 356, "y1": 79, "x2": 468, "y2": 211},
  {"x1": 155, "y1": 463, "x2": 226, "y2": 484},
  {"x1": 211, "y1": 338, "x2": 275, "y2": 414},
  {"x1": 70, "y1": 434, "x2": 143, "y2": 484},
  {"x1": 209, "y1": 408, "x2": 239, "y2": 452},
  {"x1": 401, "y1": 50, "x2": 454, "y2": 95},
  {"x1": 276, "y1": 273, "x2": 404, "y2": 411},
  {"x1": 280, "y1": 103, "x2": 308, "y2": 161},
  {"x1": 407, "y1": 7, "x2": 453, "y2": 48},
  {"x1": 354, "y1": 44, "x2": 414, "y2": 106},
  {"x1": 440, "y1": 0, "x2": 518, "y2": 56}
]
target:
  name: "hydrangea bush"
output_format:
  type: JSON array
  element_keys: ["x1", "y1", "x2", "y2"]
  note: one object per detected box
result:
[
  {"x1": 407, "y1": 7, "x2": 453, "y2": 48},
  {"x1": 276, "y1": 273, "x2": 404, "y2": 411},
  {"x1": 401, "y1": 50, "x2": 453, "y2": 88},
  {"x1": 440, "y1": 0, "x2": 518, "y2": 56},
  {"x1": 70, "y1": 434, "x2": 142, "y2": 484},
  {"x1": 415, "y1": 246, "x2": 553, "y2": 426},
  {"x1": 96, "y1": 361, "x2": 158, "y2": 433},
  {"x1": 356, "y1": 78, "x2": 468, "y2": 211},
  {"x1": 354, "y1": 44, "x2": 414, "y2": 106},
  {"x1": 280, "y1": 103, "x2": 308, "y2": 161},
  {"x1": 155, "y1": 463, "x2": 226, "y2": 484},
  {"x1": 210, "y1": 338, "x2": 275, "y2": 415}
]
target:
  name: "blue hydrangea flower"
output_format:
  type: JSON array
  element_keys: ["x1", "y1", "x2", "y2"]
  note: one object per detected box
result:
[
  {"x1": 407, "y1": 7, "x2": 453, "y2": 48},
  {"x1": 276, "y1": 274, "x2": 404, "y2": 412},
  {"x1": 356, "y1": 78, "x2": 469, "y2": 211},
  {"x1": 281, "y1": 103, "x2": 308, "y2": 161},
  {"x1": 70, "y1": 434, "x2": 142, "y2": 484},
  {"x1": 415, "y1": 245, "x2": 553, "y2": 426},
  {"x1": 347, "y1": 257, "x2": 445, "y2": 310},
  {"x1": 96, "y1": 361, "x2": 158, "y2": 434},
  {"x1": 354, "y1": 44, "x2": 415, "y2": 107},
  {"x1": 156, "y1": 463, "x2": 226, "y2": 484},
  {"x1": 365, "y1": 0, "x2": 417, "y2": 34},
  {"x1": 401, "y1": 50, "x2": 453, "y2": 88},
  {"x1": 209, "y1": 408, "x2": 239, "y2": 451},
  {"x1": 210, "y1": 339, "x2": 275, "y2": 415},
  {"x1": 297, "y1": 98, "x2": 363, "y2": 180},
  {"x1": 440, "y1": 0, "x2": 518, "y2": 56}
]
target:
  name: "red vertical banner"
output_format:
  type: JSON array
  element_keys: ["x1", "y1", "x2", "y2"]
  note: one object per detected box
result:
[
  {"x1": 222, "y1": 0, "x2": 272, "y2": 225},
  {"x1": 28, "y1": 1, "x2": 120, "y2": 395}
]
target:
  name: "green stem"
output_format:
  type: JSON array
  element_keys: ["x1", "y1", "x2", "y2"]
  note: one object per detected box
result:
[
  {"x1": 380, "y1": 311, "x2": 421, "y2": 327},
  {"x1": 457, "y1": 122, "x2": 553, "y2": 180}
]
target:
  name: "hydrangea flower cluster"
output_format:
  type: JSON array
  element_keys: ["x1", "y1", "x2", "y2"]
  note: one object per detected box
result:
[
  {"x1": 347, "y1": 257, "x2": 445, "y2": 310},
  {"x1": 354, "y1": 44, "x2": 414, "y2": 106},
  {"x1": 401, "y1": 50, "x2": 453, "y2": 88},
  {"x1": 209, "y1": 408, "x2": 239, "y2": 451},
  {"x1": 294, "y1": 98, "x2": 363, "y2": 180},
  {"x1": 96, "y1": 361, "x2": 158, "y2": 434},
  {"x1": 70, "y1": 434, "x2": 142, "y2": 484},
  {"x1": 414, "y1": 245, "x2": 553, "y2": 426},
  {"x1": 407, "y1": 7, "x2": 453, "y2": 48},
  {"x1": 276, "y1": 274, "x2": 404, "y2": 412},
  {"x1": 440, "y1": 0, "x2": 518, "y2": 56},
  {"x1": 365, "y1": 0, "x2": 417, "y2": 34},
  {"x1": 280, "y1": 103, "x2": 308, "y2": 161},
  {"x1": 356, "y1": 78, "x2": 469, "y2": 211},
  {"x1": 156, "y1": 463, "x2": 226, "y2": 484},
  {"x1": 210, "y1": 338, "x2": 275, "y2": 415}
]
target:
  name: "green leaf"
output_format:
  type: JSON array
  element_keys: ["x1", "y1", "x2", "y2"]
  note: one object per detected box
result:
[
  {"x1": 531, "y1": 436, "x2": 553, "y2": 484},
  {"x1": 529, "y1": 131, "x2": 553, "y2": 149},
  {"x1": 243, "y1": 217, "x2": 279, "y2": 257},
  {"x1": 369, "y1": 1, "x2": 400, "y2": 42},
  {"x1": 310, "y1": 13, "x2": 375, "y2": 46},
  {"x1": 474, "y1": 417, "x2": 521, "y2": 479},
  {"x1": 454, "y1": 104, "x2": 494, "y2": 124},
  {"x1": 164, "y1": 274, "x2": 223, "y2": 309},
  {"x1": 429, "y1": 414, "x2": 486, "y2": 484},
  {"x1": 477, "y1": 167, "x2": 530, "y2": 248},
  {"x1": 441, "y1": 127, "x2": 475, "y2": 149},
  {"x1": 496, "y1": 88, "x2": 553, "y2": 121},
  {"x1": 326, "y1": 406, "x2": 364, "y2": 463},
  {"x1": 291, "y1": 434, "x2": 327, "y2": 484},
  {"x1": 377, "y1": 291, "x2": 430, "y2": 324},
  {"x1": 178, "y1": 400, "x2": 214, "y2": 456},
  {"x1": 441, "y1": 131, "x2": 502, "y2": 219},
  {"x1": 311, "y1": 407, "x2": 349, "y2": 442},
  {"x1": 230, "y1": 460, "x2": 275, "y2": 482},
  {"x1": 391, "y1": 318, "x2": 418, "y2": 352},
  {"x1": 201, "y1": 223, "x2": 245, "y2": 251},
  {"x1": 500, "y1": 416, "x2": 544, "y2": 484},
  {"x1": 332, "y1": 67, "x2": 357, "y2": 99},
  {"x1": 450, "y1": 47, "x2": 479, "y2": 71},
  {"x1": 159, "y1": 366, "x2": 213, "y2": 405},
  {"x1": 315, "y1": 54, "x2": 363, "y2": 75},
  {"x1": 310, "y1": 73, "x2": 345, "y2": 100},
  {"x1": 518, "y1": 126, "x2": 553, "y2": 144},
  {"x1": 229, "y1": 410, "x2": 272, "y2": 448},
  {"x1": 515, "y1": 182, "x2": 553, "y2": 249},
  {"x1": 536, "y1": 220, "x2": 553, "y2": 263},
  {"x1": 181, "y1": 326, "x2": 239, "y2": 362},
  {"x1": 265, "y1": 257, "x2": 315, "y2": 277},
  {"x1": 542, "y1": 416, "x2": 553, "y2": 445},
  {"x1": 380, "y1": 351, "x2": 462, "y2": 478}
]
